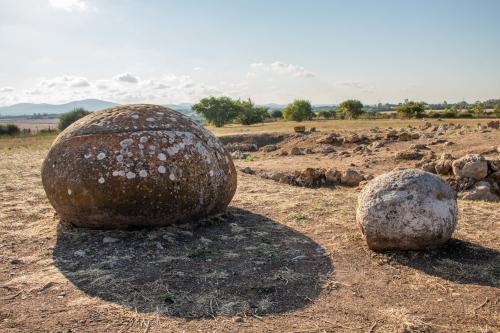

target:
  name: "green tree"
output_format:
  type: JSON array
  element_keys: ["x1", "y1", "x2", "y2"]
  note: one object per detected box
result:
[
  {"x1": 270, "y1": 109, "x2": 283, "y2": 118},
  {"x1": 396, "y1": 101, "x2": 425, "y2": 118},
  {"x1": 339, "y1": 99, "x2": 364, "y2": 119},
  {"x1": 235, "y1": 99, "x2": 270, "y2": 125},
  {"x1": 470, "y1": 101, "x2": 484, "y2": 116},
  {"x1": 495, "y1": 103, "x2": 500, "y2": 116},
  {"x1": 283, "y1": 100, "x2": 313, "y2": 121},
  {"x1": 192, "y1": 96, "x2": 241, "y2": 127},
  {"x1": 58, "y1": 108, "x2": 91, "y2": 131}
]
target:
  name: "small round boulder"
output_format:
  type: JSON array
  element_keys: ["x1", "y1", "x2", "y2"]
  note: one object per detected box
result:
[
  {"x1": 356, "y1": 169, "x2": 457, "y2": 251},
  {"x1": 42, "y1": 104, "x2": 237, "y2": 229}
]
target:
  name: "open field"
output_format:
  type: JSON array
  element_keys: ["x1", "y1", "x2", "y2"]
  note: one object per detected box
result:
[
  {"x1": 208, "y1": 118, "x2": 496, "y2": 135},
  {"x1": 0, "y1": 118, "x2": 59, "y2": 133},
  {"x1": 0, "y1": 119, "x2": 499, "y2": 332}
]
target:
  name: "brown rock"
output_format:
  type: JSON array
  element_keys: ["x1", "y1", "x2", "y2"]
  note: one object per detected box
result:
[
  {"x1": 41, "y1": 104, "x2": 237, "y2": 229},
  {"x1": 340, "y1": 169, "x2": 364, "y2": 186},
  {"x1": 294, "y1": 126, "x2": 306, "y2": 133}
]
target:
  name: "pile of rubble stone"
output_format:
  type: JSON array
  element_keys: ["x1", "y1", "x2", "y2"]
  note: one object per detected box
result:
[
  {"x1": 418, "y1": 153, "x2": 500, "y2": 202},
  {"x1": 240, "y1": 166, "x2": 367, "y2": 188}
]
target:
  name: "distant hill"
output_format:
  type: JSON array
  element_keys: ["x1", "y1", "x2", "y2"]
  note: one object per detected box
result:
[{"x1": 0, "y1": 99, "x2": 119, "y2": 117}]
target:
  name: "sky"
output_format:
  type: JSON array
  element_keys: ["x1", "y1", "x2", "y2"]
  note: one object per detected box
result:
[{"x1": 0, "y1": 0, "x2": 499, "y2": 106}]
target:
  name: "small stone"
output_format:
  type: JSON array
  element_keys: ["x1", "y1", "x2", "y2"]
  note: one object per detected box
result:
[
  {"x1": 240, "y1": 167, "x2": 255, "y2": 175},
  {"x1": 340, "y1": 169, "x2": 364, "y2": 187}
]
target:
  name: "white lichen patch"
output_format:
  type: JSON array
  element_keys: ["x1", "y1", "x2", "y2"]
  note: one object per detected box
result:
[
  {"x1": 84, "y1": 153, "x2": 92, "y2": 159},
  {"x1": 158, "y1": 153, "x2": 167, "y2": 161},
  {"x1": 67, "y1": 189, "x2": 72, "y2": 195},
  {"x1": 97, "y1": 152, "x2": 106, "y2": 160},
  {"x1": 146, "y1": 117, "x2": 155, "y2": 122},
  {"x1": 98, "y1": 177, "x2": 105, "y2": 184},
  {"x1": 139, "y1": 170, "x2": 148, "y2": 178},
  {"x1": 126, "y1": 172, "x2": 136, "y2": 179},
  {"x1": 169, "y1": 173, "x2": 176, "y2": 181},
  {"x1": 116, "y1": 154, "x2": 124, "y2": 162},
  {"x1": 140, "y1": 136, "x2": 148, "y2": 143},
  {"x1": 120, "y1": 138, "x2": 134, "y2": 148},
  {"x1": 131, "y1": 114, "x2": 139, "y2": 119}
]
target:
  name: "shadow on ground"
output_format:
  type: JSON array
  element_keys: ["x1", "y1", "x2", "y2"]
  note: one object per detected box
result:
[
  {"x1": 389, "y1": 239, "x2": 499, "y2": 288},
  {"x1": 53, "y1": 207, "x2": 333, "y2": 318}
]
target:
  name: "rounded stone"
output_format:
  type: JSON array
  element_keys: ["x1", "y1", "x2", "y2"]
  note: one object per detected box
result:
[
  {"x1": 42, "y1": 104, "x2": 237, "y2": 229},
  {"x1": 356, "y1": 169, "x2": 457, "y2": 251}
]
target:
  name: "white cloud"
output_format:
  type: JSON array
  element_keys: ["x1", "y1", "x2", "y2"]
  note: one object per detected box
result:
[
  {"x1": 114, "y1": 72, "x2": 140, "y2": 84},
  {"x1": 192, "y1": 67, "x2": 202, "y2": 71},
  {"x1": 0, "y1": 87, "x2": 15, "y2": 93},
  {"x1": 0, "y1": 73, "x2": 223, "y2": 106},
  {"x1": 49, "y1": 0, "x2": 96, "y2": 12},
  {"x1": 248, "y1": 61, "x2": 314, "y2": 78}
]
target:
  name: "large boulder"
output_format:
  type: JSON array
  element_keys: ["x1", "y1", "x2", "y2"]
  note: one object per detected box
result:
[
  {"x1": 452, "y1": 154, "x2": 488, "y2": 180},
  {"x1": 42, "y1": 104, "x2": 237, "y2": 229},
  {"x1": 356, "y1": 169, "x2": 457, "y2": 250}
]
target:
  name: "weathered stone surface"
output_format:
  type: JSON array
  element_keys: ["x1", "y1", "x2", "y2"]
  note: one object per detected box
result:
[
  {"x1": 356, "y1": 169, "x2": 457, "y2": 250},
  {"x1": 42, "y1": 104, "x2": 237, "y2": 229},
  {"x1": 452, "y1": 154, "x2": 488, "y2": 180}
]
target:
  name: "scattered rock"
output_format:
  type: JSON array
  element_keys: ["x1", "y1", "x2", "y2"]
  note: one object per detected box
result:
[
  {"x1": 261, "y1": 144, "x2": 278, "y2": 152},
  {"x1": 231, "y1": 150, "x2": 249, "y2": 159},
  {"x1": 294, "y1": 126, "x2": 306, "y2": 133},
  {"x1": 458, "y1": 181, "x2": 499, "y2": 202},
  {"x1": 435, "y1": 153, "x2": 454, "y2": 175},
  {"x1": 356, "y1": 169, "x2": 457, "y2": 250},
  {"x1": 395, "y1": 149, "x2": 424, "y2": 160},
  {"x1": 290, "y1": 147, "x2": 304, "y2": 155},
  {"x1": 325, "y1": 167, "x2": 341, "y2": 184},
  {"x1": 240, "y1": 167, "x2": 255, "y2": 175},
  {"x1": 316, "y1": 132, "x2": 342, "y2": 145},
  {"x1": 486, "y1": 120, "x2": 499, "y2": 129},
  {"x1": 340, "y1": 169, "x2": 364, "y2": 187},
  {"x1": 452, "y1": 154, "x2": 488, "y2": 180}
]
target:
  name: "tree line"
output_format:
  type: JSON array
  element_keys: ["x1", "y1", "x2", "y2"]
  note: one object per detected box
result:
[{"x1": 194, "y1": 96, "x2": 500, "y2": 127}]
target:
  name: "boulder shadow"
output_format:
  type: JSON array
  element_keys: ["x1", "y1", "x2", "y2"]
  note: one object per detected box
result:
[
  {"x1": 53, "y1": 208, "x2": 333, "y2": 318},
  {"x1": 388, "y1": 239, "x2": 499, "y2": 288}
]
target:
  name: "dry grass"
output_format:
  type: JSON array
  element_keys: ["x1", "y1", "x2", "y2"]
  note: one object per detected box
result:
[{"x1": 208, "y1": 118, "x2": 497, "y2": 136}]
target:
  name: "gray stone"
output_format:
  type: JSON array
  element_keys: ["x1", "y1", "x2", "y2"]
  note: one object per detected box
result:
[
  {"x1": 452, "y1": 154, "x2": 488, "y2": 180},
  {"x1": 458, "y1": 181, "x2": 499, "y2": 202},
  {"x1": 356, "y1": 169, "x2": 457, "y2": 250}
]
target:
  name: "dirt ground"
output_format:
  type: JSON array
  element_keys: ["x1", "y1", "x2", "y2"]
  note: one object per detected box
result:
[{"x1": 0, "y1": 119, "x2": 499, "y2": 332}]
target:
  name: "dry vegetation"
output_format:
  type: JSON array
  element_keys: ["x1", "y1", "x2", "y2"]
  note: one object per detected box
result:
[{"x1": 0, "y1": 118, "x2": 499, "y2": 332}]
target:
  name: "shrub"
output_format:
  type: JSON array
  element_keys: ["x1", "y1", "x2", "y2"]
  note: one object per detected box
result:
[
  {"x1": 235, "y1": 99, "x2": 269, "y2": 125},
  {"x1": 318, "y1": 110, "x2": 335, "y2": 119},
  {"x1": 339, "y1": 99, "x2": 364, "y2": 119},
  {"x1": 0, "y1": 124, "x2": 21, "y2": 136},
  {"x1": 58, "y1": 108, "x2": 91, "y2": 131},
  {"x1": 283, "y1": 100, "x2": 314, "y2": 121},
  {"x1": 270, "y1": 110, "x2": 283, "y2": 118},
  {"x1": 396, "y1": 101, "x2": 425, "y2": 118}
]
